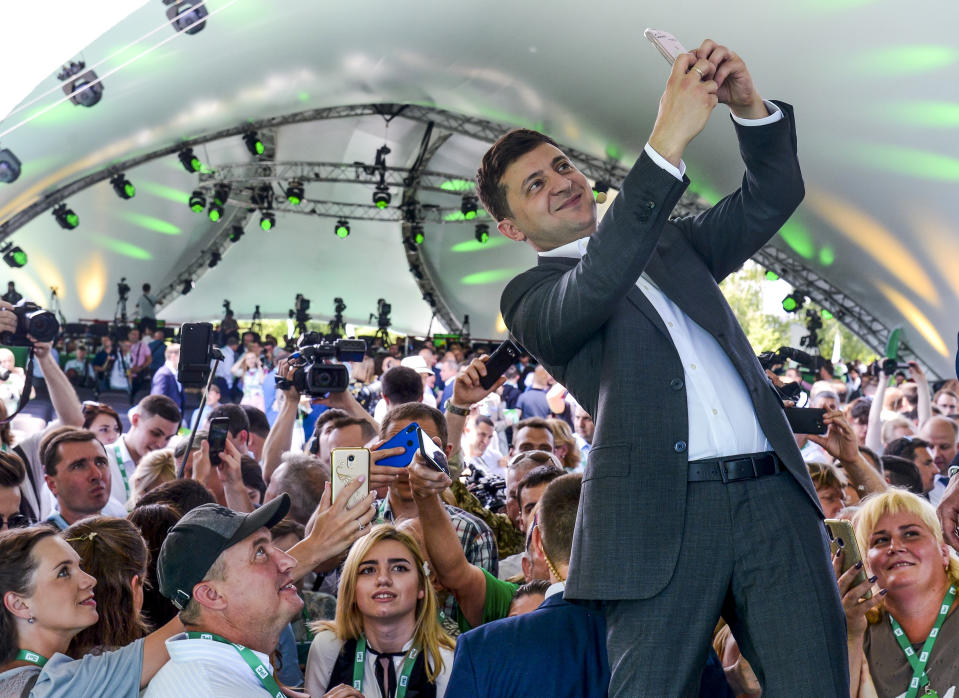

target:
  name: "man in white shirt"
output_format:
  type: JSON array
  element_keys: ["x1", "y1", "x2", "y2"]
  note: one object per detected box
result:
[
  {"x1": 146, "y1": 494, "x2": 302, "y2": 697},
  {"x1": 462, "y1": 414, "x2": 504, "y2": 477},
  {"x1": 106, "y1": 394, "x2": 181, "y2": 508},
  {"x1": 483, "y1": 40, "x2": 845, "y2": 695},
  {"x1": 136, "y1": 283, "x2": 157, "y2": 333},
  {"x1": 922, "y1": 416, "x2": 959, "y2": 505}
]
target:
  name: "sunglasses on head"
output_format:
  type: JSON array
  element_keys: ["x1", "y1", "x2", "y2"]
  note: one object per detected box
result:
[{"x1": 508, "y1": 450, "x2": 557, "y2": 468}]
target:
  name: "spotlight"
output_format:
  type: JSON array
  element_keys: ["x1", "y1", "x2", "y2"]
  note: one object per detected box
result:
[
  {"x1": 260, "y1": 211, "x2": 276, "y2": 231},
  {"x1": 53, "y1": 203, "x2": 79, "y2": 230},
  {"x1": 178, "y1": 148, "x2": 202, "y2": 173},
  {"x1": 461, "y1": 194, "x2": 478, "y2": 220},
  {"x1": 229, "y1": 225, "x2": 245, "y2": 242},
  {"x1": 243, "y1": 132, "x2": 265, "y2": 157},
  {"x1": 164, "y1": 0, "x2": 208, "y2": 34},
  {"x1": 781, "y1": 291, "x2": 805, "y2": 313},
  {"x1": 208, "y1": 184, "x2": 230, "y2": 222},
  {"x1": 189, "y1": 189, "x2": 206, "y2": 213},
  {"x1": 592, "y1": 180, "x2": 610, "y2": 204},
  {"x1": 0, "y1": 243, "x2": 27, "y2": 268},
  {"x1": 764, "y1": 270, "x2": 780, "y2": 281},
  {"x1": 181, "y1": 279, "x2": 195, "y2": 295},
  {"x1": 57, "y1": 61, "x2": 103, "y2": 108},
  {"x1": 373, "y1": 183, "x2": 391, "y2": 209},
  {"x1": 412, "y1": 224, "x2": 425, "y2": 245},
  {"x1": 335, "y1": 220, "x2": 350, "y2": 238},
  {"x1": 208, "y1": 251, "x2": 221, "y2": 268},
  {"x1": 0, "y1": 148, "x2": 22, "y2": 184},
  {"x1": 821, "y1": 309, "x2": 834, "y2": 320},
  {"x1": 250, "y1": 184, "x2": 273, "y2": 209},
  {"x1": 286, "y1": 181, "x2": 304, "y2": 205},
  {"x1": 474, "y1": 223, "x2": 489, "y2": 244},
  {"x1": 110, "y1": 173, "x2": 135, "y2": 200}
]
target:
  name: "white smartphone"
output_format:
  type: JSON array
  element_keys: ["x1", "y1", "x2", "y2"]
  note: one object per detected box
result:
[
  {"x1": 644, "y1": 29, "x2": 688, "y2": 65},
  {"x1": 331, "y1": 447, "x2": 370, "y2": 509}
]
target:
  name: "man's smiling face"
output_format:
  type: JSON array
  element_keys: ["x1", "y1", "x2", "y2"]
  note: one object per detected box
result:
[{"x1": 497, "y1": 143, "x2": 597, "y2": 252}]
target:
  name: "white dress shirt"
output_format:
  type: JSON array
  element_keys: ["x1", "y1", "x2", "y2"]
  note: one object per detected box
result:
[
  {"x1": 105, "y1": 436, "x2": 135, "y2": 509},
  {"x1": 539, "y1": 103, "x2": 783, "y2": 461},
  {"x1": 145, "y1": 634, "x2": 274, "y2": 697}
]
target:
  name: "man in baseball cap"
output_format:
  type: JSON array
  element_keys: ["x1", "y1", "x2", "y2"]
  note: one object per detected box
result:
[{"x1": 145, "y1": 493, "x2": 302, "y2": 696}]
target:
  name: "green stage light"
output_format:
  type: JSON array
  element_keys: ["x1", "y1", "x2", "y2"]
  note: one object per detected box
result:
[
  {"x1": 53, "y1": 203, "x2": 79, "y2": 229},
  {"x1": 765, "y1": 270, "x2": 780, "y2": 281},
  {"x1": 461, "y1": 195, "x2": 478, "y2": 220},
  {"x1": 475, "y1": 223, "x2": 489, "y2": 244},
  {"x1": 782, "y1": 296, "x2": 797, "y2": 312},
  {"x1": 243, "y1": 132, "x2": 265, "y2": 157},
  {"x1": 373, "y1": 183, "x2": 391, "y2": 209},
  {"x1": 1, "y1": 243, "x2": 27, "y2": 268},
  {"x1": 178, "y1": 148, "x2": 201, "y2": 173},
  {"x1": 189, "y1": 189, "x2": 206, "y2": 213},
  {"x1": 208, "y1": 184, "x2": 230, "y2": 221},
  {"x1": 821, "y1": 309, "x2": 834, "y2": 320},
  {"x1": 781, "y1": 291, "x2": 805, "y2": 313},
  {"x1": 412, "y1": 224, "x2": 425, "y2": 245},
  {"x1": 286, "y1": 181, "x2": 304, "y2": 205},
  {"x1": 440, "y1": 179, "x2": 475, "y2": 192},
  {"x1": 229, "y1": 225, "x2": 244, "y2": 242},
  {"x1": 260, "y1": 211, "x2": 275, "y2": 231},
  {"x1": 110, "y1": 173, "x2": 135, "y2": 199},
  {"x1": 335, "y1": 219, "x2": 350, "y2": 238}
]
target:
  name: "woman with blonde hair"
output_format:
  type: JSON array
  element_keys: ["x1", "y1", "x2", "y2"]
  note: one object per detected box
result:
[
  {"x1": 128, "y1": 448, "x2": 176, "y2": 507},
  {"x1": 547, "y1": 418, "x2": 583, "y2": 472},
  {"x1": 231, "y1": 351, "x2": 268, "y2": 411},
  {"x1": 305, "y1": 524, "x2": 455, "y2": 697},
  {"x1": 838, "y1": 488, "x2": 959, "y2": 697}
]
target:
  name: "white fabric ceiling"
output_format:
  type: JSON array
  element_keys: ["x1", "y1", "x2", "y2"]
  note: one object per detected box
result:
[{"x1": 0, "y1": 1, "x2": 956, "y2": 376}]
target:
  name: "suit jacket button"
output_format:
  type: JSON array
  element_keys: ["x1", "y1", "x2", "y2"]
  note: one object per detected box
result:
[
  {"x1": 637, "y1": 201, "x2": 656, "y2": 222},
  {"x1": 674, "y1": 440, "x2": 687, "y2": 453},
  {"x1": 670, "y1": 378, "x2": 684, "y2": 391}
]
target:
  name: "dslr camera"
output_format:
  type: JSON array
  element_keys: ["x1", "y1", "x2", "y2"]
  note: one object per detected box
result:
[
  {"x1": 279, "y1": 332, "x2": 365, "y2": 396},
  {"x1": 0, "y1": 301, "x2": 60, "y2": 346}
]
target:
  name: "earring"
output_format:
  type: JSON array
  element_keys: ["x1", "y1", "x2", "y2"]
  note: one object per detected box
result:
[{"x1": 27, "y1": 617, "x2": 35, "y2": 624}]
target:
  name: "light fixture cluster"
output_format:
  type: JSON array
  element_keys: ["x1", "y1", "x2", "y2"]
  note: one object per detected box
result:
[
  {"x1": 58, "y1": 61, "x2": 103, "y2": 108},
  {"x1": 0, "y1": 242, "x2": 27, "y2": 269}
]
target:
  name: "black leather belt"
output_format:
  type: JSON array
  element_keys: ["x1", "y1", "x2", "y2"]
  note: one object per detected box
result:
[{"x1": 688, "y1": 451, "x2": 783, "y2": 483}]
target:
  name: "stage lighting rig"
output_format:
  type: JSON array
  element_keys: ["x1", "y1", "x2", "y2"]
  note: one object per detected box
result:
[
  {"x1": 0, "y1": 149, "x2": 22, "y2": 184},
  {"x1": 781, "y1": 290, "x2": 805, "y2": 313},
  {"x1": 0, "y1": 242, "x2": 27, "y2": 268},
  {"x1": 58, "y1": 61, "x2": 103, "y2": 108},
  {"x1": 178, "y1": 148, "x2": 202, "y2": 173},
  {"x1": 286, "y1": 181, "x2": 304, "y2": 205},
  {"x1": 461, "y1": 195, "x2": 478, "y2": 220},
  {"x1": 208, "y1": 184, "x2": 230, "y2": 222},
  {"x1": 243, "y1": 131, "x2": 265, "y2": 157},
  {"x1": 189, "y1": 190, "x2": 206, "y2": 213},
  {"x1": 110, "y1": 173, "x2": 135, "y2": 200},
  {"x1": 250, "y1": 184, "x2": 273, "y2": 209},
  {"x1": 53, "y1": 203, "x2": 78, "y2": 230},
  {"x1": 260, "y1": 211, "x2": 276, "y2": 231},
  {"x1": 474, "y1": 223, "x2": 489, "y2": 244},
  {"x1": 208, "y1": 251, "x2": 221, "y2": 268},
  {"x1": 335, "y1": 220, "x2": 350, "y2": 238},
  {"x1": 164, "y1": 0, "x2": 208, "y2": 34},
  {"x1": 181, "y1": 279, "x2": 195, "y2": 295},
  {"x1": 411, "y1": 224, "x2": 425, "y2": 245},
  {"x1": 229, "y1": 225, "x2": 244, "y2": 242},
  {"x1": 373, "y1": 183, "x2": 391, "y2": 209}
]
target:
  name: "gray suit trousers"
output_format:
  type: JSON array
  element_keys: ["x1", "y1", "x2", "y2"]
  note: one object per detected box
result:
[{"x1": 605, "y1": 471, "x2": 848, "y2": 697}]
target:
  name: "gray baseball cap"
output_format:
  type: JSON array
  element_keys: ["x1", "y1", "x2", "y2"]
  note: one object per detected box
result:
[{"x1": 157, "y1": 493, "x2": 291, "y2": 609}]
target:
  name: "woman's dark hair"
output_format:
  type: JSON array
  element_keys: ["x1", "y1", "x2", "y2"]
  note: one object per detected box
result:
[
  {"x1": 63, "y1": 517, "x2": 149, "y2": 657},
  {"x1": 0, "y1": 401, "x2": 13, "y2": 447},
  {"x1": 81, "y1": 402, "x2": 123, "y2": 434},
  {"x1": 0, "y1": 451, "x2": 25, "y2": 487},
  {"x1": 128, "y1": 504, "x2": 181, "y2": 628},
  {"x1": 134, "y1": 478, "x2": 215, "y2": 515},
  {"x1": 0, "y1": 527, "x2": 59, "y2": 664}
]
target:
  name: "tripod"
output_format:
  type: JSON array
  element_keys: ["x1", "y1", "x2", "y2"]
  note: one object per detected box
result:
[
  {"x1": 114, "y1": 293, "x2": 129, "y2": 327},
  {"x1": 328, "y1": 311, "x2": 346, "y2": 338},
  {"x1": 48, "y1": 287, "x2": 67, "y2": 325}
]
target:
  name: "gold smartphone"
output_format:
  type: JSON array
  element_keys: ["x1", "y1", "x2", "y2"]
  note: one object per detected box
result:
[
  {"x1": 331, "y1": 447, "x2": 370, "y2": 509},
  {"x1": 824, "y1": 518, "x2": 872, "y2": 600}
]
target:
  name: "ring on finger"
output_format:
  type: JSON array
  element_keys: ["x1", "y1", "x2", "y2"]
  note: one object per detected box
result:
[{"x1": 693, "y1": 66, "x2": 705, "y2": 78}]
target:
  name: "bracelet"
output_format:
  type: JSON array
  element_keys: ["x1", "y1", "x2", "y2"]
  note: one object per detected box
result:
[
  {"x1": 949, "y1": 465, "x2": 959, "y2": 479},
  {"x1": 444, "y1": 400, "x2": 469, "y2": 417}
]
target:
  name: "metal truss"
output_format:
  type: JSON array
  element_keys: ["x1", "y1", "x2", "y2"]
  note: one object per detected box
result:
[{"x1": 216, "y1": 196, "x2": 469, "y2": 224}]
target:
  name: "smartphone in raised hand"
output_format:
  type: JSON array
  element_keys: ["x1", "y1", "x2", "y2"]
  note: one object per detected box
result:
[
  {"x1": 417, "y1": 428, "x2": 450, "y2": 476},
  {"x1": 375, "y1": 422, "x2": 420, "y2": 467},
  {"x1": 825, "y1": 518, "x2": 872, "y2": 600},
  {"x1": 207, "y1": 417, "x2": 230, "y2": 466},
  {"x1": 331, "y1": 447, "x2": 371, "y2": 508},
  {"x1": 644, "y1": 29, "x2": 688, "y2": 65},
  {"x1": 479, "y1": 340, "x2": 521, "y2": 390}
]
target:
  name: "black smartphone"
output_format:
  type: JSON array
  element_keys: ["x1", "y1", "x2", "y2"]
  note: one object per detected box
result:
[
  {"x1": 178, "y1": 323, "x2": 214, "y2": 386},
  {"x1": 208, "y1": 416, "x2": 230, "y2": 466},
  {"x1": 479, "y1": 340, "x2": 521, "y2": 390},
  {"x1": 417, "y1": 427, "x2": 450, "y2": 476},
  {"x1": 784, "y1": 407, "x2": 827, "y2": 435}
]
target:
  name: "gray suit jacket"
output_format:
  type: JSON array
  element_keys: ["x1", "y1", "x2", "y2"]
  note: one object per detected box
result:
[{"x1": 500, "y1": 103, "x2": 822, "y2": 601}]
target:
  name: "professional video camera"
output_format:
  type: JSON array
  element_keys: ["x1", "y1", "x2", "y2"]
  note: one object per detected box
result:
[
  {"x1": 278, "y1": 332, "x2": 365, "y2": 396},
  {"x1": 757, "y1": 346, "x2": 833, "y2": 403},
  {"x1": 117, "y1": 277, "x2": 131, "y2": 300},
  {"x1": 463, "y1": 468, "x2": 507, "y2": 513},
  {"x1": 0, "y1": 301, "x2": 60, "y2": 346},
  {"x1": 222, "y1": 299, "x2": 231, "y2": 312}
]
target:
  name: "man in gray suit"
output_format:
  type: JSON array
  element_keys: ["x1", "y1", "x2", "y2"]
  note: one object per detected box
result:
[{"x1": 478, "y1": 40, "x2": 847, "y2": 696}]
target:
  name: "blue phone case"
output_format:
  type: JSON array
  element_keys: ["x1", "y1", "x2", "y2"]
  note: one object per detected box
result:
[{"x1": 375, "y1": 422, "x2": 420, "y2": 467}]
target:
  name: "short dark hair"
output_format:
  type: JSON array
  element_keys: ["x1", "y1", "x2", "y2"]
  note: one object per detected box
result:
[
  {"x1": 142, "y1": 283, "x2": 151, "y2": 292},
  {"x1": 885, "y1": 437, "x2": 931, "y2": 462},
  {"x1": 849, "y1": 398, "x2": 871, "y2": 423},
  {"x1": 513, "y1": 579, "x2": 551, "y2": 601},
  {"x1": 137, "y1": 394, "x2": 182, "y2": 425},
  {"x1": 241, "y1": 405, "x2": 270, "y2": 439},
  {"x1": 209, "y1": 404, "x2": 250, "y2": 437},
  {"x1": 382, "y1": 366, "x2": 424, "y2": 406},
  {"x1": 127, "y1": 503, "x2": 181, "y2": 628},
  {"x1": 82, "y1": 402, "x2": 122, "y2": 433},
  {"x1": 0, "y1": 452, "x2": 25, "y2": 488},
  {"x1": 537, "y1": 473, "x2": 582, "y2": 565},
  {"x1": 880, "y1": 456, "x2": 923, "y2": 495},
  {"x1": 380, "y1": 403, "x2": 448, "y2": 447},
  {"x1": 240, "y1": 456, "x2": 267, "y2": 500},
  {"x1": 516, "y1": 464, "x2": 564, "y2": 506},
  {"x1": 474, "y1": 415, "x2": 495, "y2": 429},
  {"x1": 476, "y1": 129, "x2": 560, "y2": 222},
  {"x1": 328, "y1": 416, "x2": 377, "y2": 444},
  {"x1": 516, "y1": 417, "x2": 552, "y2": 434},
  {"x1": 39, "y1": 427, "x2": 104, "y2": 477},
  {"x1": 135, "y1": 479, "x2": 215, "y2": 515}
]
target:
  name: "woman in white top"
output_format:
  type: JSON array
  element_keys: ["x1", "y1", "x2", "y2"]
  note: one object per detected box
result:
[{"x1": 306, "y1": 524, "x2": 455, "y2": 698}]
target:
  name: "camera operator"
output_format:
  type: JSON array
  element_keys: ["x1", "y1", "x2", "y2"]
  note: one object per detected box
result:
[
  {"x1": 63, "y1": 344, "x2": 95, "y2": 388},
  {"x1": 92, "y1": 336, "x2": 115, "y2": 392},
  {"x1": 1, "y1": 281, "x2": 21, "y2": 305},
  {"x1": 136, "y1": 282, "x2": 157, "y2": 334}
]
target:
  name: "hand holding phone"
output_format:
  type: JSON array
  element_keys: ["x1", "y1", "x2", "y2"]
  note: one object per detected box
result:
[
  {"x1": 644, "y1": 29, "x2": 688, "y2": 65},
  {"x1": 375, "y1": 422, "x2": 420, "y2": 467},
  {"x1": 825, "y1": 519, "x2": 872, "y2": 600},
  {"x1": 417, "y1": 427, "x2": 450, "y2": 476},
  {"x1": 784, "y1": 407, "x2": 827, "y2": 435},
  {"x1": 479, "y1": 341, "x2": 521, "y2": 390},
  {"x1": 331, "y1": 447, "x2": 371, "y2": 509},
  {"x1": 207, "y1": 417, "x2": 230, "y2": 466}
]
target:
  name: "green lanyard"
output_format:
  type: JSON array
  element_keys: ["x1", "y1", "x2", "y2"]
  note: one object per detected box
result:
[
  {"x1": 15, "y1": 650, "x2": 48, "y2": 667},
  {"x1": 889, "y1": 584, "x2": 957, "y2": 698},
  {"x1": 113, "y1": 445, "x2": 131, "y2": 500},
  {"x1": 352, "y1": 635, "x2": 419, "y2": 698},
  {"x1": 184, "y1": 632, "x2": 283, "y2": 698}
]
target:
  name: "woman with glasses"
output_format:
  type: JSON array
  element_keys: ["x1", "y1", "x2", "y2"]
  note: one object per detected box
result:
[
  {"x1": 81, "y1": 402, "x2": 123, "y2": 447},
  {"x1": 0, "y1": 452, "x2": 30, "y2": 530}
]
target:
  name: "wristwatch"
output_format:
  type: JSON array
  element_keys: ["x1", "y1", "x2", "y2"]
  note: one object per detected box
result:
[{"x1": 444, "y1": 399, "x2": 469, "y2": 417}]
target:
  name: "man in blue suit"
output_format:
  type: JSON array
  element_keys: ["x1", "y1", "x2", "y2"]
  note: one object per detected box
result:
[{"x1": 150, "y1": 343, "x2": 183, "y2": 415}]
